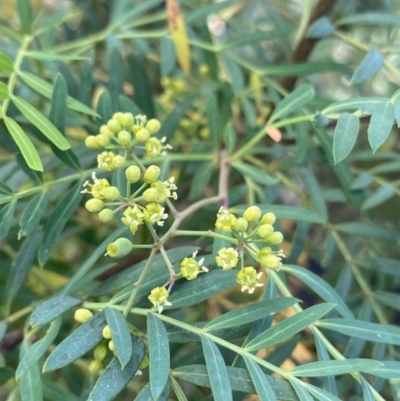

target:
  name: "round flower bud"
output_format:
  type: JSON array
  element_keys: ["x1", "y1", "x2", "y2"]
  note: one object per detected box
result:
[
  {"x1": 267, "y1": 231, "x2": 284, "y2": 245},
  {"x1": 108, "y1": 340, "x2": 115, "y2": 351},
  {"x1": 144, "y1": 165, "x2": 161, "y2": 183},
  {"x1": 98, "y1": 208, "x2": 114, "y2": 223},
  {"x1": 106, "y1": 237, "x2": 133, "y2": 258},
  {"x1": 103, "y1": 186, "x2": 120, "y2": 201},
  {"x1": 200, "y1": 127, "x2": 210, "y2": 139},
  {"x1": 257, "y1": 224, "x2": 274, "y2": 239},
  {"x1": 89, "y1": 359, "x2": 103, "y2": 374},
  {"x1": 243, "y1": 206, "x2": 261, "y2": 222},
  {"x1": 112, "y1": 155, "x2": 126, "y2": 169},
  {"x1": 85, "y1": 199, "x2": 104, "y2": 213},
  {"x1": 234, "y1": 217, "x2": 248, "y2": 232},
  {"x1": 100, "y1": 125, "x2": 114, "y2": 138},
  {"x1": 143, "y1": 188, "x2": 160, "y2": 203},
  {"x1": 94, "y1": 344, "x2": 107, "y2": 361},
  {"x1": 199, "y1": 63, "x2": 210, "y2": 76},
  {"x1": 261, "y1": 212, "x2": 276, "y2": 225},
  {"x1": 74, "y1": 308, "x2": 93, "y2": 323},
  {"x1": 192, "y1": 113, "x2": 202, "y2": 124},
  {"x1": 125, "y1": 165, "x2": 141, "y2": 183},
  {"x1": 161, "y1": 76, "x2": 171, "y2": 88},
  {"x1": 96, "y1": 134, "x2": 110, "y2": 148},
  {"x1": 179, "y1": 118, "x2": 191, "y2": 129},
  {"x1": 85, "y1": 135, "x2": 100, "y2": 149},
  {"x1": 146, "y1": 119, "x2": 161, "y2": 134},
  {"x1": 117, "y1": 130, "x2": 131, "y2": 146},
  {"x1": 260, "y1": 254, "x2": 281, "y2": 269},
  {"x1": 102, "y1": 325, "x2": 112, "y2": 339},
  {"x1": 135, "y1": 128, "x2": 150, "y2": 142},
  {"x1": 121, "y1": 112, "x2": 134, "y2": 127},
  {"x1": 112, "y1": 112, "x2": 124, "y2": 123},
  {"x1": 132, "y1": 124, "x2": 141, "y2": 134},
  {"x1": 107, "y1": 118, "x2": 122, "y2": 134},
  {"x1": 172, "y1": 79, "x2": 185, "y2": 93}
]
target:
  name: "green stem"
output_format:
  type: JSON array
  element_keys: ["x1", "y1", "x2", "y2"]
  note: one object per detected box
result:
[
  {"x1": 230, "y1": 125, "x2": 268, "y2": 161},
  {"x1": 131, "y1": 152, "x2": 146, "y2": 172},
  {"x1": 312, "y1": 326, "x2": 386, "y2": 401},
  {"x1": 270, "y1": 114, "x2": 315, "y2": 128},
  {"x1": 122, "y1": 248, "x2": 157, "y2": 317},
  {"x1": 51, "y1": 31, "x2": 108, "y2": 54},
  {"x1": 329, "y1": 228, "x2": 394, "y2": 338},
  {"x1": 173, "y1": 230, "x2": 238, "y2": 245},
  {"x1": 2, "y1": 35, "x2": 32, "y2": 117},
  {"x1": 159, "y1": 245, "x2": 176, "y2": 279},
  {"x1": 0, "y1": 168, "x2": 97, "y2": 205},
  {"x1": 334, "y1": 31, "x2": 400, "y2": 83},
  {"x1": 5, "y1": 306, "x2": 33, "y2": 324}
]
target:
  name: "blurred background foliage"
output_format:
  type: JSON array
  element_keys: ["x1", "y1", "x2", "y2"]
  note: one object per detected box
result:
[{"x1": 0, "y1": 0, "x2": 400, "y2": 400}]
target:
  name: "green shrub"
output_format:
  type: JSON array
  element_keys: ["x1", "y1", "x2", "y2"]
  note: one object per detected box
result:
[{"x1": 1, "y1": 0, "x2": 400, "y2": 400}]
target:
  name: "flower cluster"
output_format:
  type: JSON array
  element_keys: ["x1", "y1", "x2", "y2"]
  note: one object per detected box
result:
[
  {"x1": 82, "y1": 165, "x2": 177, "y2": 236},
  {"x1": 158, "y1": 77, "x2": 212, "y2": 146},
  {"x1": 215, "y1": 206, "x2": 284, "y2": 246},
  {"x1": 214, "y1": 205, "x2": 285, "y2": 294},
  {"x1": 73, "y1": 309, "x2": 110, "y2": 374},
  {"x1": 81, "y1": 163, "x2": 178, "y2": 259},
  {"x1": 84, "y1": 112, "x2": 172, "y2": 170}
]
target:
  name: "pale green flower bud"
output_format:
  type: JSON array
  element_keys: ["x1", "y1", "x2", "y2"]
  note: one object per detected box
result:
[
  {"x1": 125, "y1": 165, "x2": 141, "y2": 183},
  {"x1": 103, "y1": 186, "x2": 120, "y2": 201},
  {"x1": 89, "y1": 359, "x2": 103, "y2": 374},
  {"x1": 112, "y1": 112, "x2": 124, "y2": 123},
  {"x1": 106, "y1": 238, "x2": 133, "y2": 258},
  {"x1": 121, "y1": 112, "x2": 134, "y2": 127},
  {"x1": 74, "y1": 308, "x2": 93, "y2": 323},
  {"x1": 143, "y1": 188, "x2": 160, "y2": 203},
  {"x1": 234, "y1": 217, "x2": 248, "y2": 232},
  {"x1": 112, "y1": 155, "x2": 126, "y2": 169},
  {"x1": 146, "y1": 119, "x2": 161, "y2": 134},
  {"x1": 135, "y1": 128, "x2": 150, "y2": 142},
  {"x1": 102, "y1": 325, "x2": 112, "y2": 339},
  {"x1": 180, "y1": 118, "x2": 191, "y2": 129},
  {"x1": 243, "y1": 206, "x2": 261, "y2": 222},
  {"x1": 107, "y1": 118, "x2": 121, "y2": 134},
  {"x1": 261, "y1": 212, "x2": 276, "y2": 225},
  {"x1": 100, "y1": 125, "x2": 114, "y2": 138},
  {"x1": 85, "y1": 199, "x2": 104, "y2": 213},
  {"x1": 94, "y1": 344, "x2": 107, "y2": 361},
  {"x1": 117, "y1": 130, "x2": 131, "y2": 146},
  {"x1": 260, "y1": 254, "x2": 281, "y2": 269},
  {"x1": 267, "y1": 231, "x2": 284, "y2": 245},
  {"x1": 257, "y1": 224, "x2": 274, "y2": 239},
  {"x1": 98, "y1": 208, "x2": 114, "y2": 223},
  {"x1": 96, "y1": 134, "x2": 110, "y2": 147},
  {"x1": 108, "y1": 340, "x2": 115, "y2": 351},
  {"x1": 132, "y1": 124, "x2": 141, "y2": 134},
  {"x1": 144, "y1": 165, "x2": 161, "y2": 183},
  {"x1": 85, "y1": 135, "x2": 100, "y2": 149}
]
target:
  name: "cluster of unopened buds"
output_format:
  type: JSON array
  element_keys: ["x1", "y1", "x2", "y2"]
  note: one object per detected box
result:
[
  {"x1": 81, "y1": 164, "x2": 177, "y2": 257},
  {"x1": 84, "y1": 112, "x2": 172, "y2": 171},
  {"x1": 215, "y1": 205, "x2": 285, "y2": 294},
  {"x1": 73, "y1": 309, "x2": 147, "y2": 374}
]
